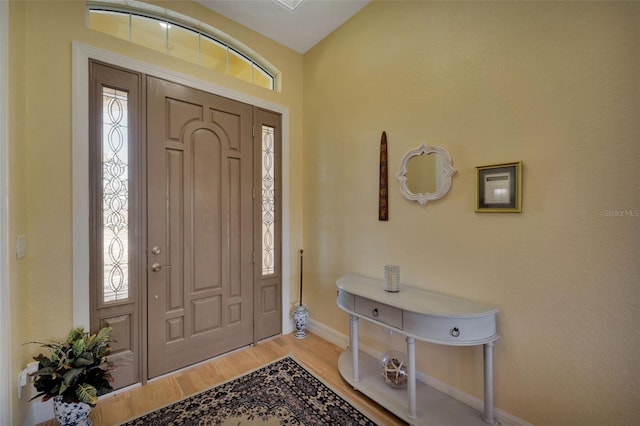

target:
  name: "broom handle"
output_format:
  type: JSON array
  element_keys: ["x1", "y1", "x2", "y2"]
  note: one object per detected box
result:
[{"x1": 299, "y1": 249, "x2": 304, "y2": 306}]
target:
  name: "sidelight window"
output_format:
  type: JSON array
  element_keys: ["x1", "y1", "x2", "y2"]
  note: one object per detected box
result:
[
  {"x1": 261, "y1": 125, "x2": 276, "y2": 276},
  {"x1": 102, "y1": 87, "x2": 130, "y2": 302}
]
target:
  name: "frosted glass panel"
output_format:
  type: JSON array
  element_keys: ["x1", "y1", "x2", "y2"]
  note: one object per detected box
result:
[
  {"x1": 102, "y1": 87, "x2": 129, "y2": 302},
  {"x1": 261, "y1": 125, "x2": 276, "y2": 276},
  {"x1": 169, "y1": 25, "x2": 199, "y2": 63},
  {"x1": 131, "y1": 15, "x2": 166, "y2": 53},
  {"x1": 201, "y1": 36, "x2": 228, "y2": 74},
  {"x1": 229, "y1": 49, "x2": 252, "y2": 83},
  {"x1": 253, "y1": 66, "x2": 274, "y2": 90},
  {"x1": 89, "y1": 10, "x2": 129, "y2": 41}
]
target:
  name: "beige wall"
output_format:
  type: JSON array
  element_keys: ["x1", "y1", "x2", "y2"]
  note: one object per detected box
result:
[
  {"x1": 303, "y1": 1, "x2": 640, "y2": 425},
  {"x1": 9, "y1": 1, "x2": 303, "y2": 423},
  {"x1": 8, "y1": 0, "x2": 28, "y2": 422}
]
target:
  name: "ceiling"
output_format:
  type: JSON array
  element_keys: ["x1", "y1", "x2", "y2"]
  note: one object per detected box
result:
[{"x1": 196, "y1": 0, "x2": 370, "y2": 54}]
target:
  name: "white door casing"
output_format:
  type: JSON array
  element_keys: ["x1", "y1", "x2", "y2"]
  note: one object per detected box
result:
[{"x1": 0, "y1": 1, "x2": 13, "y2": 424}]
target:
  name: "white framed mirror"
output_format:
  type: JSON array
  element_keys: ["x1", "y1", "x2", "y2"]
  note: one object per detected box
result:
[{"x1": 396, "y1": 144, "x2": 456, "y2": 206}]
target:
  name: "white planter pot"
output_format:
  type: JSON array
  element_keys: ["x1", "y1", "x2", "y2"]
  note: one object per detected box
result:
[{"x1": 52, "y1": 396, "x2": 92, "y2": 426}]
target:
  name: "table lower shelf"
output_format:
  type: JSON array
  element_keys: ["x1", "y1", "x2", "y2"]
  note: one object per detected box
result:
[{"x1": 338, "y1": 350, "x2": 492, "y2": 426}]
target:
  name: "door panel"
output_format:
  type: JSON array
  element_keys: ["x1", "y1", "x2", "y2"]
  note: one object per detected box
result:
[
  {"x1": 88, "y1": 61, "x2": 142, "y2": 390},
  {"x1": 254, "y1": 109, "x2": 282, "y2": 341},
  {"x1": 147, "y1": 76, "x2": 254, "y2": 378}
]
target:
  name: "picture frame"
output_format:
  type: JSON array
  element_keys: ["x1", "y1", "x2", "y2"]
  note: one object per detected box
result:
[{"x1": 475, "y1": 161, "x2": 522, "y2": 213}]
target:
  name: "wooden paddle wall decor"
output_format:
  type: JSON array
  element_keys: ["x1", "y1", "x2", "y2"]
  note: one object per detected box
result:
[{"x1": 379, "y1": 131, "x2": 388, "y2": 221}]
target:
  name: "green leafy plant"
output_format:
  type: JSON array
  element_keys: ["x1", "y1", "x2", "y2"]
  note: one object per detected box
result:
[{"x1": 29, "y1": 327, "x2": 115, "y2": 406}]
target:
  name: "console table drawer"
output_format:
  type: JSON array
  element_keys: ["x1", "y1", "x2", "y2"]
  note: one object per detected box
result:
[
  {"x1": 404, "y1": 311, "x2": 497, "y2": 344},
  {"x1": 337, "y1": 289, "x2": 355, "y2": 311},
  {"x1": 354, "y1": 296, "x2": 403, "y2": 329}
]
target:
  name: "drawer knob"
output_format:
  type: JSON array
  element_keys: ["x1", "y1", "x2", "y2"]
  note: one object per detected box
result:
[
  {"x1": 450, "y1": 327, "x2": 460, "y2": 337},
  {"x1": 372, "y1": 308, "x2": 379, "y2": 317}
]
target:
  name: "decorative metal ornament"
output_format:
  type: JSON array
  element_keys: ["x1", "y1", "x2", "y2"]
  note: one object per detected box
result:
[{"x1": 378, "y1": 131, "x2": 389, "y2": 221}]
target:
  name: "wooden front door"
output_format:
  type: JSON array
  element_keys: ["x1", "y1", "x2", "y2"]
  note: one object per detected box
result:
[
  {"x1": 90, "y1": 63, "x2": 281, "y2": 386},
  {"x1": 146, "y1": 76, "x2": 254, "y2": 378}
]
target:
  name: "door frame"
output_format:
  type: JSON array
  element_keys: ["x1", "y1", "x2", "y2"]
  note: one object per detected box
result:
[
  {"x1": 72, "y1": 42, "x2": 292, "y2": 380},
  {"x1": 0, "y1": 1, "x2": 13, "y2": 423}
]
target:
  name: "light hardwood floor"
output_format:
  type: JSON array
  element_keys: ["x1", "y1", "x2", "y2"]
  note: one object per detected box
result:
[{"x1": 39, "y1": 332, "x2": 405, "y2": 425}]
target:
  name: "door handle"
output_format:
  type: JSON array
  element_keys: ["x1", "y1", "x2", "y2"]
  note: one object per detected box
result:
[{"x1": 150, "y1": 263, "x2": 162, "y2": 272}]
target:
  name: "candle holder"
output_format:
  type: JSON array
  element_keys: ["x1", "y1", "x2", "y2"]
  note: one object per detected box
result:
[{"x1": 384, "y1": 264, "x2": 400, "y2": 292}]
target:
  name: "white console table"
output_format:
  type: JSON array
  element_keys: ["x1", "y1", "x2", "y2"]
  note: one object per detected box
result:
[{"x1": 336, "y1": 274, "x2": 499, "y2": 425}]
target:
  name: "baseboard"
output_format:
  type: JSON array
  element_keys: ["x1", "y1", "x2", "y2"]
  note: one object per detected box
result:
[
  {"x1": 307, "y1": 319, "x2": 531, "y2": 426},
  {"x1": 22, "y1": 394, "x2": 52, "y2": 426}
]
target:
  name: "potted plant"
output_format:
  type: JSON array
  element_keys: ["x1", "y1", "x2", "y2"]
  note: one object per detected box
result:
[{"x1": 29, "y1": 326, "x2": 115, "y2": 426}]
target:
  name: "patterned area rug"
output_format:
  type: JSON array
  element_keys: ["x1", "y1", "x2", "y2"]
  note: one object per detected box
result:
[{"x1": 122, "y1": 356, "x2": 376, "y2": 425}]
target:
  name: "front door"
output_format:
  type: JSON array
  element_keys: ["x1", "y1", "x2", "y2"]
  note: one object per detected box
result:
[
  {"x1": 90, "y1": 63, "x2": 281, "y2": 386},
  {"x1": 146, "y1": 76, "x2": 254, "y2": 378}
]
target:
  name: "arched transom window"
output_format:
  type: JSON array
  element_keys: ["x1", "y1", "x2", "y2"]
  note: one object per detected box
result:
[{"x1": 87, "y1": 3, "x2": 277, "y2": 90}]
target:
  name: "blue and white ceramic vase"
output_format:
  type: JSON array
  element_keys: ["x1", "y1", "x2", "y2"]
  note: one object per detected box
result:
[
  {"x1": 293, "y1": 305, "x2": 309, "y2": 339},
  {"x1": 53, "y1": 396, "x2": 92, "y2": 426}
]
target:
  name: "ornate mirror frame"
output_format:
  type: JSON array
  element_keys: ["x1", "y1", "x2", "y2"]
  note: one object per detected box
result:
[{"x1": 396, "y1": 144, "x2": 457, "y2": 206}]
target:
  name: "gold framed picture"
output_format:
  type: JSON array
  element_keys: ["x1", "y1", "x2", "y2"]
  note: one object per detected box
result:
[{"x1": 475, "y1": 162, "x2": 522, "y2": 213}]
